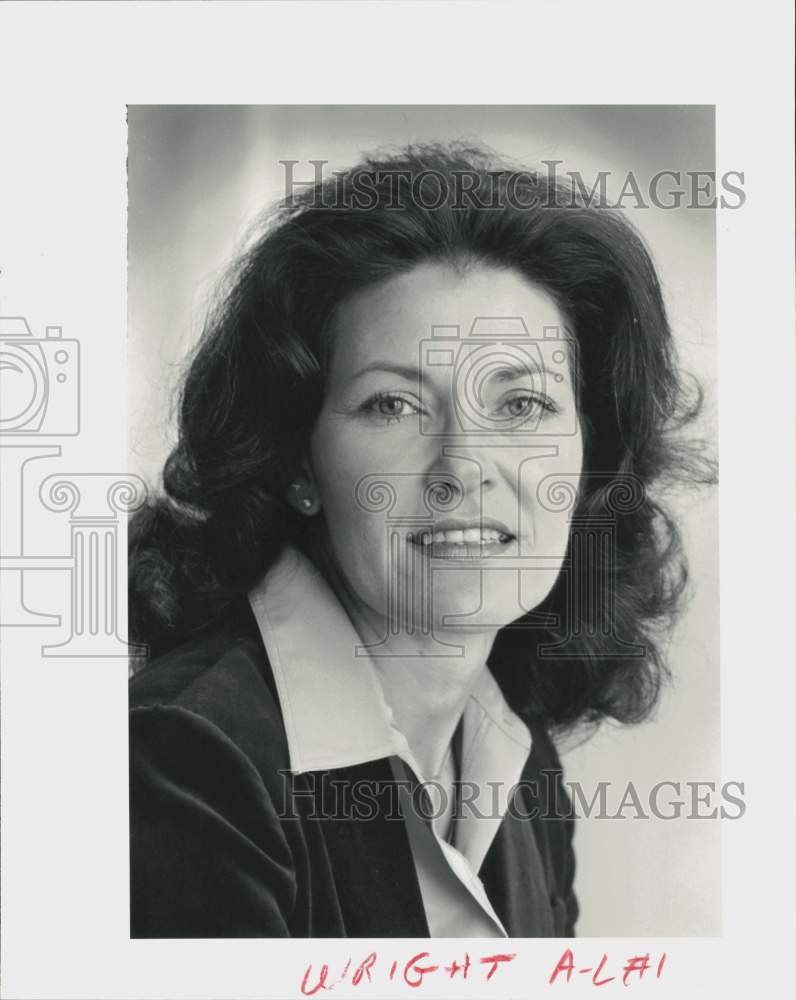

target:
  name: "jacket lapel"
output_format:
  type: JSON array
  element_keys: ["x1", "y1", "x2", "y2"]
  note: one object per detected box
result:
[{"x1": 312, "y1": 757, "x2": 430, "y2": 937}]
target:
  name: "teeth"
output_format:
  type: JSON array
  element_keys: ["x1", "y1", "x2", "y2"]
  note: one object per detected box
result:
[{"x1": 415, "y1": 529, "x2": 511, "y2": 546}]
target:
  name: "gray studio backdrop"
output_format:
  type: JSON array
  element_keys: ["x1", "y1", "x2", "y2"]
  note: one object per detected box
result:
[{"x1": 127, "y1": 105, "x2": 720, "y2": 936}]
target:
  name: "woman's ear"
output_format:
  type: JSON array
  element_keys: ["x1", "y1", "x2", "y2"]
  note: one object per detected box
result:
[{"x1": 286, "y1": 457, "x2": 322, "y2": 516}]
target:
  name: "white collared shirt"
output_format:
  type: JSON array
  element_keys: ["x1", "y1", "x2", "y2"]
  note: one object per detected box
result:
[{"x1": 247, "y1": 545, "x2": 532, "y2": 937}]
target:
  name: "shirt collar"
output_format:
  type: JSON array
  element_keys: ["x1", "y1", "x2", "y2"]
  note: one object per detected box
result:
[{"x1": 247, "y1": 545, "x2": 531, "y2": 776}]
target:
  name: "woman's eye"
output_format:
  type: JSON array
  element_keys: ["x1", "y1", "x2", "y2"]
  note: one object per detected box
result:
[
  {"x1": 361, "y1": 392, "x2": 421, "y2": 423},
  {"x1": 500, "y1": 393, "x2": 556, "y2": 419}
]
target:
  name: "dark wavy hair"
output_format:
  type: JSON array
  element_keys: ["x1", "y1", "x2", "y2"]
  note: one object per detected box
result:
[{"x1": 128, "y1": 141, "x2": 715, "y2": 734}]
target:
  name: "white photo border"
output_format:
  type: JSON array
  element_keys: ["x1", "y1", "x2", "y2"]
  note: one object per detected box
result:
[{"x1": 0, "y1": 2, "x2": 794, "y2": 999}]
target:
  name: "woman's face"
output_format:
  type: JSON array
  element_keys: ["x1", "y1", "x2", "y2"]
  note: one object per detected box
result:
[{"x1": 308, "y1": 261, "x2": 584, "y2": 640}]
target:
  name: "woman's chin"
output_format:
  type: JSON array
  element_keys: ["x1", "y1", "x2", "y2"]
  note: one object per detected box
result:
[{"x1": 426, "y1": 577, "x2": 519, "y2": 635}]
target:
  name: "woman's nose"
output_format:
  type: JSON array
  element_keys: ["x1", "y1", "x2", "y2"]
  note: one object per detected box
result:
[{"x1": 425, "y1": 437, "x2": 496, "y2": 498}]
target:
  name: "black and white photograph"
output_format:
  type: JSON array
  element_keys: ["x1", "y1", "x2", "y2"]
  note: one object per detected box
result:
[
  {"x1": 0, "y1": 4, "x2": 793, "y2": 999},
  {"x1": 127, "y1": 106, "x2": 720, "y2": 940}
]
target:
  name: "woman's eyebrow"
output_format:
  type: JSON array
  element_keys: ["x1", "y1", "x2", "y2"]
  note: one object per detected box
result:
[
  {"x1": 490, "y1": 362, "x2": 564, "y2": 381},
  {"x1": 347, "y1": 358, "x2": 567, "y2": 385},
  {"x1": 347, "y1": 362, "x2": 424, "y2": 385}
]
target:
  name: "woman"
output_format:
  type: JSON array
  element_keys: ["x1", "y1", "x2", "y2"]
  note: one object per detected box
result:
[{"x1": 128, "y1": 142, "x2": 712, "y2": 938}]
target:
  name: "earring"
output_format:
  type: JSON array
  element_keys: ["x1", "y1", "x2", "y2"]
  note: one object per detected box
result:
[{"x1": 289, "y1": 481, "x2": 319, "y2": 515}]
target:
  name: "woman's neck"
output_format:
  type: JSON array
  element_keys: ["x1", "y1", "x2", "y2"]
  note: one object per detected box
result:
[{"x1": 369, "y1": 635, "x2": 494, "y2": 782}]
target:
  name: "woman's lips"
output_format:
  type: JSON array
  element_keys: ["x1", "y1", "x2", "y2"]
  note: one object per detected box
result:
[
  {"x1": 415, "y1": 527, "x2": 510, "y2": 545},
  {"x1": 406, "y1": 521, "x2": 516, "y2": 557}
]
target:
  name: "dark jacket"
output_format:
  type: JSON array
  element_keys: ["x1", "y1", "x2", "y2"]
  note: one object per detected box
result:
[{"x1": 129, "y1": 599, "x2": 578, "y2": 938}]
